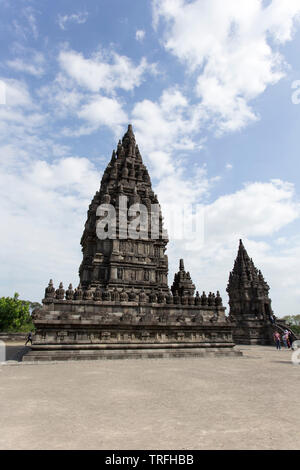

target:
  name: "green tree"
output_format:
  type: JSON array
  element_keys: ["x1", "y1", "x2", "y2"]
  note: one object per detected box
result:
[
  {"x1": 0, "y1": 293, "x2": 34, "y2": 332},
  {"x1": 282, "y1": 314, "x2": 300, "y2": 335}
]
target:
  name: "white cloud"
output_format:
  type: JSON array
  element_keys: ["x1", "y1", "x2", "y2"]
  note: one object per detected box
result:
[
  {"x1": 13, "y1": 6, "x2": 39, "y2": 40},
  {"x1": 0, "y1": 80, "x2": 68, "y2": 173},
  {"x1": 27, "y1": 157, "x2": 99, "y2": 198},
  {"x1": 204, "y1": 179, "x2": 300, "y2": 243},
  {"x1": 226, "y1": 163, "x2": 233, "y2": 170},
  {"x1": 132, "y1": 88, "x2": 201, "y2": 155},
  {"x1": 266, "y1": 0, "x2": 300, "y2": 43},
  {"x1": 153, "y1": 0, "x2": 300, "y2": 132},
  {"x1": 7, "y1": 50, "x2": 45, "y2": 77},
  {"x1": 136, "y1": 29, "x2": 146, "y2": 41},
  {"x1": 37, "y1": 75, "x2": 85, "y2": 118},
  {"x1": 58, "y1": 11, "x2": 89, "y2": 30},
  {"x1": 58, "y1": 48, "x2": 155, "y2": 93},
  {"x1": 0, "y1": 79, "x2": 48, "y2": 149},
  {"x1": 0, "y1": 78, "x2": 32, "y2": 108},
  {"x1": 0, "y1": 148, "x2": 100, "y2": 301},
  {"x1": 76, "y1": 95, "x2": 128, "y2": 136},
  {"x1": 258, "y1": 238, "x2": 300, "y2": 315},
  {"x1": 0, "y1": 77, "x2": 101, "y2": 300}
]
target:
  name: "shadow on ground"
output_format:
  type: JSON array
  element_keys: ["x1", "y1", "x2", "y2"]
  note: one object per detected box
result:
[{"x1": 5, "y1": 345, "x2": 31, "y2": 361}]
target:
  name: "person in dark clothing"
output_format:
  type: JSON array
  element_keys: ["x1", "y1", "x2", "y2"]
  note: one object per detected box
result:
[
  {"x1": 286, "y1": 331, "x2": 292, "y2": 349},
  {"x1": 25, "y1": 332, "x2": 33, "y2": 346}
]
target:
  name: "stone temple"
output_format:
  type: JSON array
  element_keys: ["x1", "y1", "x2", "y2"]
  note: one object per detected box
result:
[
  {"x1": 227, "y1": 240, "x2": 275, "y2": 345},
  {"x1": 24, "y1": 125, "x2": 240, "y2": 361}
]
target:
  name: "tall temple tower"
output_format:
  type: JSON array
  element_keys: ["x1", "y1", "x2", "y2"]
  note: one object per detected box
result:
[
  {"x1": 227, "y1": 239, "x2": 274, "y2": 344},
  {"x1": 79, "y1": 124, "x2": 169, "y2": 294}
]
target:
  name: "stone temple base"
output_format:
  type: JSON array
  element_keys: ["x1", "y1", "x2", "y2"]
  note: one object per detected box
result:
[
  {"x1": 23, "y1": 298, "x2": 242, "y2": 361},
  {"x1": 23, "y1": 343, "x2": 242, "y2": 361},
  {"x1": 232, "y1": 321, "x2": 274, "y2": 345}
]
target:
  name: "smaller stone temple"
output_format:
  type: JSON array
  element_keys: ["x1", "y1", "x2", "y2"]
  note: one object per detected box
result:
[
  {"x1": 171, "y1": 259, "x2": 196, "y2": 297},
  {"x1": 227, "y1": 239, "x2": 274, "y2": 344}
]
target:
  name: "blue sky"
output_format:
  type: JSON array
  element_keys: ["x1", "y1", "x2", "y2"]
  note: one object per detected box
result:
[{"x1": 1, "y1": 0, "x2": 300, "y2": 316}]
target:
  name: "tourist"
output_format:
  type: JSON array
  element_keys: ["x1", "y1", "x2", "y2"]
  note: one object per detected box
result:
[
  {"x1": 282, "y1": 329, "x2": 292, "y2": 349},
  {"x1": 286, "y1": 331, "x2": 292, "y2": 349},
  {"x1": 273, "y1": 331, "x2": 281, "y2": 350},
  {"x1": 25, "y1": 332, "x2": 33, "y2": 346},
  {"x1": 282, "y1": 333, "x2": 288, "y2": 348}
]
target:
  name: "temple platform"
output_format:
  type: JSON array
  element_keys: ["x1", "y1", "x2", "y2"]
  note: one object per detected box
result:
[
  {"x1": 24, "y1": 297, "x2": 239, "y2": 361},
  {"x1": 23, "y1": 342, "x2": 241, "y2": 361}
]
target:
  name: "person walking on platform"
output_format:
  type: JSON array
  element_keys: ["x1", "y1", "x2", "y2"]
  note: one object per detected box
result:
[
  {"x1": 284, "y1": 330, "x2": 291, "y2": 349},
  {"x1": 25, "y1": 332, "x2": 33, "y2": 346}
]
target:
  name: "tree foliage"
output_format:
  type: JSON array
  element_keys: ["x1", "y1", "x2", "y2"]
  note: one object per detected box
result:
[
  {"x1": 281, "y1": 314, "x2": 300, "y2": 335},
  {"x1": 0, "y1": 293, "x2": 35, "y2": 332}
]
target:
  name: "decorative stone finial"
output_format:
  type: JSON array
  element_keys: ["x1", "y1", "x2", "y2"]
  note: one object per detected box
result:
[
  {"x1": 149, "y1": 289, "x2": 157, "y2": 303},
  {"x1": 195, "y1": 291, "x2": 201, "y2": 305},
  {"x1": 139, "y1": 288, "x2": 147, "y2": 304},
  {"x1": 215, "y1": 291, "x2": 223, "y2": 306},
  {"x1": 128, "y1": 287, "x2": 136, "y2": 302},
  {"x1": 56, "y1": 282, "x2": 65, "y2": 300},
  {"x1": 120, "y1": 288, "x2": 128, "y2": 302},
  {"x1": 201, "y1": 291, "x2": 208, "y2": 306},
  {"x1": 66, "y1": 283, "x2": 74, "y2": 300},
  {"x1": 83, "y1": 287, "x2": 93, "y2": 300},
  {"x1": 45, "y1": 279, "x2": 55, "y2": 299}
]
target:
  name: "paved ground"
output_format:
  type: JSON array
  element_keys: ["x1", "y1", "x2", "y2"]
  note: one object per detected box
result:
[{"x1": 0, "y1": 344, "x2": 299, "y2": 450}]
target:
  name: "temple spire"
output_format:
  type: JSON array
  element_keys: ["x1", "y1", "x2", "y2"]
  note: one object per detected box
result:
[
  {"x1": 122, "y1": 123, "x2": 136, "y2": 155},
  {"x1": 231, "y1": 238, "x2": 257, "y2": 282},
  {"x1": 229, "y1": 239, "x2": 268, "y2": 287}
]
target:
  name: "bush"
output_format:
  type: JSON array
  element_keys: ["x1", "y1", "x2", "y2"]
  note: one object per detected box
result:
[
  {"x1": 0, "y1": 293, "x2": 35, "y2": 332},
  {"x1": 281, "y1": 315, "x2": 300, "y2": 336},
  {"x1": 291, "y1": 325, "x2": 300, "y2": 335}
]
